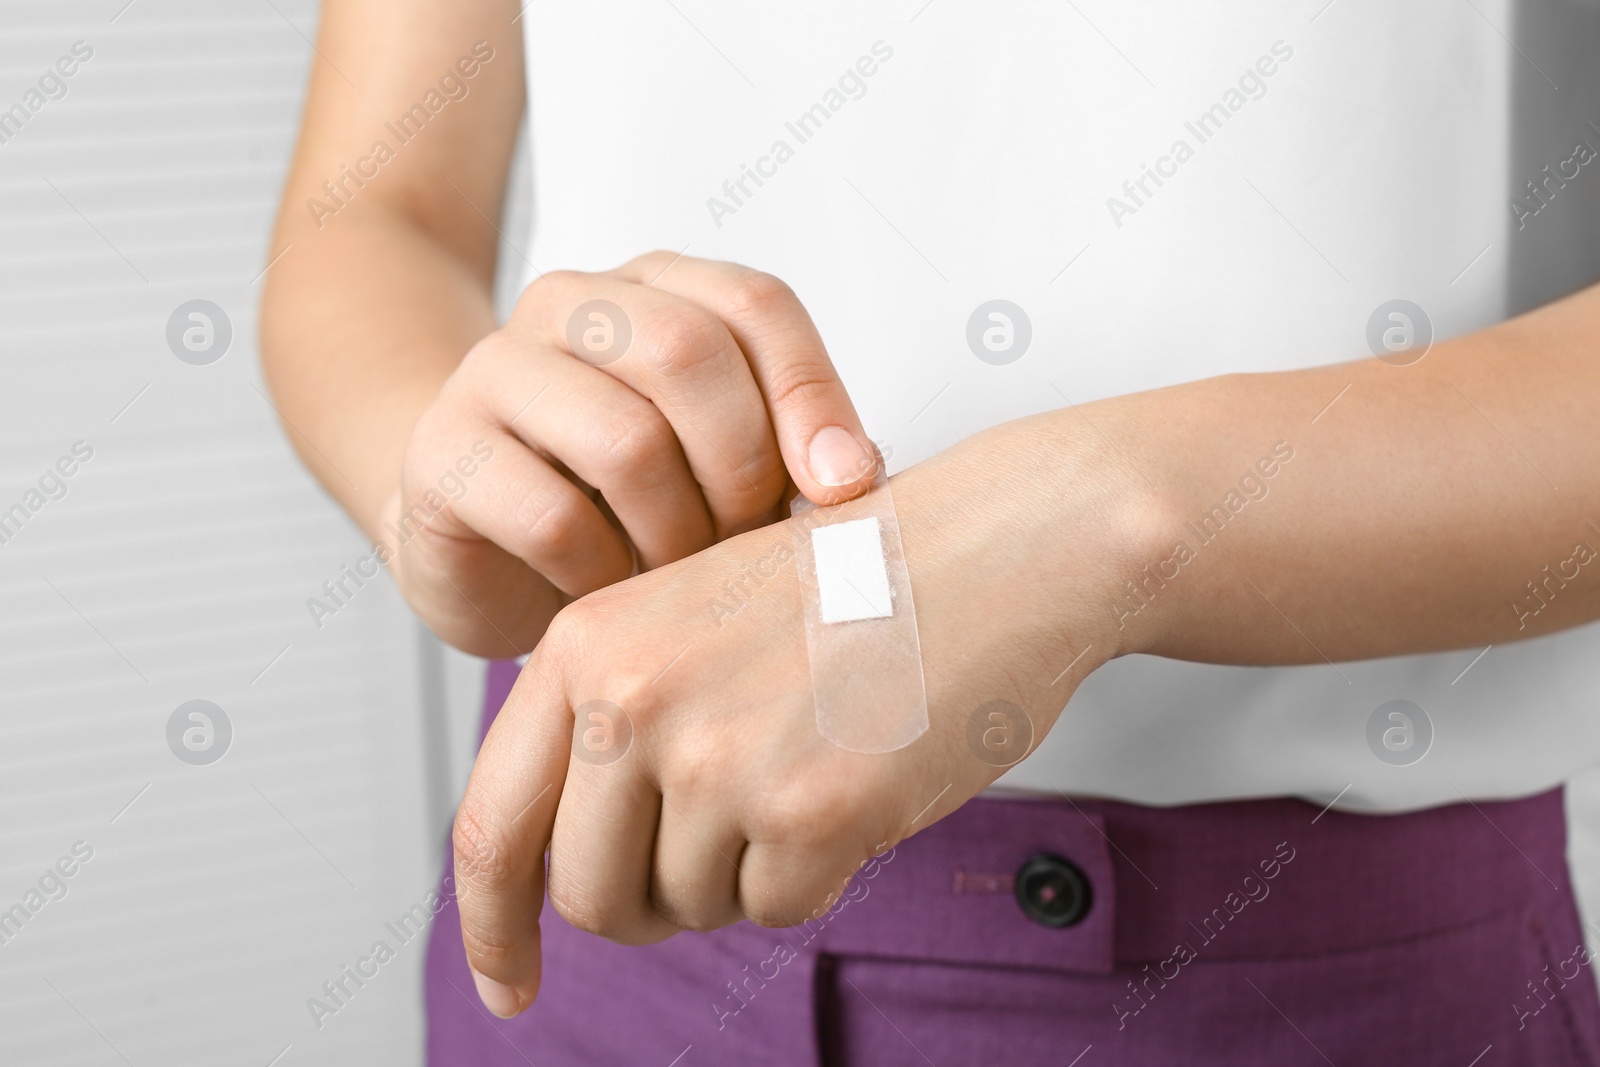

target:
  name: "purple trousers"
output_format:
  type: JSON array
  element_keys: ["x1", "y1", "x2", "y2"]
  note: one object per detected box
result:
[{"x1": 425, "y1": 659, "x2": 1600, "y2": 1065}]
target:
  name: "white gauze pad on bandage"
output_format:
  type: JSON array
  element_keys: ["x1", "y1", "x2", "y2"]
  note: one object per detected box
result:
[
  {"x1": 791, "y1": 471, "x2": 928, "y2": 753},
  {"x1": 812, "y1": 517, "x2": 894, "y2": 623}
]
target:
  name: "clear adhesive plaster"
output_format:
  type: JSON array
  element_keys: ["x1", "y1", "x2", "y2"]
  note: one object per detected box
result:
[{"x1": 791, "y1": 473, "x2": 928, "y2": 753}]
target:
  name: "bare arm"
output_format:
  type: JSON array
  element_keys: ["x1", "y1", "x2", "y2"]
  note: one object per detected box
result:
[
  {"x1": 262, "y1": 1, "x2": 877, "y2": 655},
  {"x1": 448, "y1": 283, "x2": 1600, "y2": 1017},
  {"x1": 451, "y1": 283, "x2": 1600, "y2": 1017},
  {"x1": 263, "y1": 4, "x2": 1600, "y2": 1019},
  {"x1": 260, "y1": 0, "x2": 523, "y2": 536},
  {"x1": 1082, "y1": 282, "x2": 1600, "y2": 664}
]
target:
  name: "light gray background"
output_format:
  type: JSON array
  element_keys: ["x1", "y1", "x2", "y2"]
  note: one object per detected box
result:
[
  {"x1": 0, "y1": 2, "x2": 1597, "y2": 1064},
  {"x1": 0, "y1": 2, "x2": 495, "y2": 1063}
]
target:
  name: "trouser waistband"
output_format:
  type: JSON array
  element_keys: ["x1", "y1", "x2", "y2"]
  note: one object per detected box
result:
[{"x1": 801, "y1": 787, "x2": 1571, "y2": 973}]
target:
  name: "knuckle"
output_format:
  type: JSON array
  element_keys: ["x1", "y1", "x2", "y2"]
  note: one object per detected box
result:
[
  {"x1": 722, "y1": 270, "x2": 796, "y2": 322},
  {"x1": 743, "y1": 886, "x2": 818, "y2": 930},
  {"x1": 639, "y1": 306, "x2": 727, "y2": 378},
  {"x1": 762, "y1": 363, "x2": 840, "y2": 416},
  {"x1": 626, "y1": 250, "x2": 680, "y2": 275},
  {"x1": 537, "y1": 598, "x2": 600, "y2": 668},
  {"x1": 579, "y1": 668, "x2": 659, "y2": 742},
  {"x1": 452, "y1": 802, "x2": 515, "y2": 893},
  {"x1": 544, "y1": 596, "x2": 596, "y2": 646},
  {"x1": 611, "y1": 663, "x2": 666, "y2": 723},
  {"x1": 517, "y1": 486, "x2": 587, "y2": 560},
  {"x1": 458, "y1": 921, "x2": 520, "y2": 971},
  {"x1": 746, "y1": 783, "x2": 851, "y2": 851},
  {"x1": 546, "y1": 878, "x2": 610, "y2": 938},
  {"x1": 460, "y1": 330, "x2": 517, "y2": 376},
  {"x1": 721, "y1": 450, "x2": 787, "y2": 512},
  {"x1": 591, "y1": 406, "x2": 674, "y2": 481},
  {"x1": 397, "y1": 475, "x2": 460, "y2": 543},
  {"x1": 656, "y1": 750, "x2": 714, "y2": 801},
  {"x1": 536, "y1": 596, "x2": 659, "y2": 707},
  {"x1": 400, "y1": 418, "x2": 469, "y2": 501},
  {"x1": 516, "y1": 269, "x2": 580, "y2": 315}
]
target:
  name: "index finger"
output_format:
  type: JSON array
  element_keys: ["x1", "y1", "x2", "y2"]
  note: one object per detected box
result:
[
  {"x1": 451, "y1": 653, "x2": 570, "y2": 1018},
  {"x1": 621, "y1": 253, "x2": 879, "y2": 506},
  {"x1": 518, "y1": 269, "x2": 786, "y2": 538}
]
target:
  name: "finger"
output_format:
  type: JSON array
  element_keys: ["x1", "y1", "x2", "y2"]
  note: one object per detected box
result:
[
  {"x1": 388, "y1": 436, "x2": 570, "y2": 656},
  {"x1": 452, "y1": 652, "x2": 572, "y2": 1018},
  {"x1": 621, "y1": 253, "x2": 878, "y2": 506},
  {"x1": 738, "y1": 841, "x2": 865, "y2": 930},
  {"x1": 650, "y1": 792, "x2": 746, "y2": 932},
  {"x1": 471, "y1": 340, "x2": 717, "y2": 570},
  {"x1": 389, "y1": 515, "x2": 563, "y2": 658},
  {"x1": 547, "y1": 738, "x2": 679, "y2": 946},
  {"x1": 428, "y1": 425, "x2": 635, "y2": 597},
  {"x1": 517, "y1": 271, "x2": 786, "y2": 537}
]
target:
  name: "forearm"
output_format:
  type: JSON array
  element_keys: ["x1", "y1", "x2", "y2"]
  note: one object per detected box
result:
[
  {"x1": 261, "y1": 208, "x2": 495, "y2": 539},
  {"x1": 259, "y1": 0, "x2": 521, "y2": 543},
  {"x1": 1038, "y1": 282, "x2": 1600, "y2": 666}
]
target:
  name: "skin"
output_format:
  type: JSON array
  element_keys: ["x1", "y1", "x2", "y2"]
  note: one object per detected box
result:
[
  {"x1": 261, "y1": 0, "x2": 878, "y2": 655},
  {"x1": 263, "y1": 0, "x2": 1600, "y2": 1019}
]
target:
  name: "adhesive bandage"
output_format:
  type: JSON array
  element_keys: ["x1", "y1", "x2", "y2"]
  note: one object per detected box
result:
[{"x1": 791, "y1": 473, "x2": 928, "y2": 753}]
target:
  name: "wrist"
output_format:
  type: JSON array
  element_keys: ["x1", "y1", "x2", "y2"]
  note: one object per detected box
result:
[{"x1": 891, "y1": 412, "x2": 1167, "y2": 693}]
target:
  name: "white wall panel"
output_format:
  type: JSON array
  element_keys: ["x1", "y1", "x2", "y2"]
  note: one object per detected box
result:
[{"x1": 0, "y1": 1, "x2": 510, "y2": 1062}]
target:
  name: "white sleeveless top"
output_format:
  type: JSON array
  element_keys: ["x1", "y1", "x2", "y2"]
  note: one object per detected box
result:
[{"x1": 517, "y1": 0, "x2": 1600, "y2": 810}]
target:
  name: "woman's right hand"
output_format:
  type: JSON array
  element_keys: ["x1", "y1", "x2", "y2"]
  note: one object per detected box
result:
[{"x1": 383, "y1": 251, "x2": 879, "y2": 656}]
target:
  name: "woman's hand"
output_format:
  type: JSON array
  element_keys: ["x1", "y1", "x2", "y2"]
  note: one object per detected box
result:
[
  {"x1": 383, "y1": 252, "x2": 879, "y2": 656},
  {"x1": 448, "y1": 419, "x2": 1155, "y2": 1017},
  {"x1": 445, "y1": 270, "x2": 1600, "y2": 1017}
]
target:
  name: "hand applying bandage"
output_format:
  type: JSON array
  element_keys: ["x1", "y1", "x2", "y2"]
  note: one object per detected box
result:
[
  {"x1": 450, "y1": 422, "x2": 1147, "y2": 1018},
  {"x1": 380, "y1": 252, "x2": 878, "y2": 657}
]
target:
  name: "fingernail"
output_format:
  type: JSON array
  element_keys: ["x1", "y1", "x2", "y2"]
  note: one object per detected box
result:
[
  {"x1": 472, "y1": 970, "x2": 521, "y2": 1018},
  {"x1": 807, "y1": 426, "x2": 873, "y2": 487}
]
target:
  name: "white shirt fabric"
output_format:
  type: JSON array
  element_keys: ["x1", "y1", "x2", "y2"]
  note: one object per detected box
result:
[{"x1": 517, "y1": 0, "x2": 1600, "y2": 810}]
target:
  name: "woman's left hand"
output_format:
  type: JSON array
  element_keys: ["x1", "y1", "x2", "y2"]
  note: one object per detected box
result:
[{"x1": 448, "y1": 418, "x2": 1151, "y2": 1018}]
